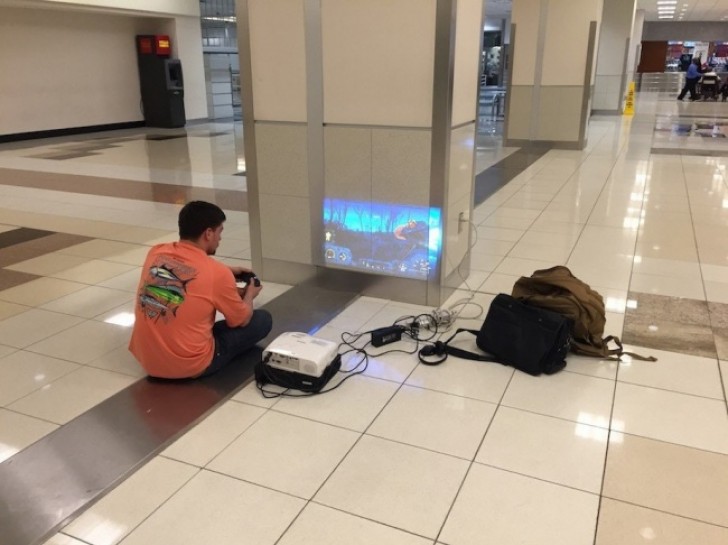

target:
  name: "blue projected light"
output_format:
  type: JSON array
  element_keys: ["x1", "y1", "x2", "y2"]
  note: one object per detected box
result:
[{"x1": 323, "y1": 198, "x2": 442, "y2": 279}]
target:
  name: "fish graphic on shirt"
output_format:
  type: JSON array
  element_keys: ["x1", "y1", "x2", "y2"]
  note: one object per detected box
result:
[{"x1": 149, "y1": 265, "x2": 192, "y2": 289}]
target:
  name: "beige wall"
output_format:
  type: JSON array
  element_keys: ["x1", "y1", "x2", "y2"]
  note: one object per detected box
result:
[
  {"x1": 508, "y1": 0, "x2": 602, "y2": 146},
  {"x1": 249, "y1": 0, "x2": 307, "y2": 122},
  {"x1": 321, "y1": 0, "x2": 437, "y2": 127},
  {"x1": 451, "y1": 0, "x2": 483, "y2": 127},
  {"x1": 0, "y1": 4, "x2": 207, "y2": 136}
]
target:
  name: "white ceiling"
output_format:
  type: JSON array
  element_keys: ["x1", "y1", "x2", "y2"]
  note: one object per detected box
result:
[
  {"x1": 637, "y1": 0, "x2": 728, "y2": 21},
  {"x1": 485, "y1": 0, "x2": 728, "y2": 22}
]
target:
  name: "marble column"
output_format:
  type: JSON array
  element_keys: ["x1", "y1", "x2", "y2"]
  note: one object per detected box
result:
[
  {"x1": 505, "y1": 0, "x2": 603, "y2": 149},
  {"x1": 237, "y1": 0, "x2": 485, "y2": 306},
  {"x1": 593, "y1": 0, "x2": 637, "y2": 114}
]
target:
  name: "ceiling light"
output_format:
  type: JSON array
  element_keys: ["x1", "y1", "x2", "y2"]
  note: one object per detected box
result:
[{"x1": 657, "y1": 0, "x2": 677, "y2": 4}]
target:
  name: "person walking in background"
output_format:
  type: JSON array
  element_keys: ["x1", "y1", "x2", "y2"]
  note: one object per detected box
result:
[{"x1": 678, "y1": 58, "x2": 702, "y2": 101}]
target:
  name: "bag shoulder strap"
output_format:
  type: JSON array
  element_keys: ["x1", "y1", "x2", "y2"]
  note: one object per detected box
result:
[{"x1": 418, "y1": 328, "x2": 503, "y2": 365}]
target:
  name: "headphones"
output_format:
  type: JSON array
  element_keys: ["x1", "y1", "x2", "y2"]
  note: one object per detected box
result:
[{"x1": 418, "y1": 341, "x2": 448, "y2": 365}]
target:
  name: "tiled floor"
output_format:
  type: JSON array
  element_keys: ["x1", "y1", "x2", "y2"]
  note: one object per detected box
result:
[{"x1": 1, "y1": 91, "x2": 728, "y2": 545}]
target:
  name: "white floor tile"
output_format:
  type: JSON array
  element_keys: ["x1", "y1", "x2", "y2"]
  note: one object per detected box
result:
[
  {"x1": 271, "y1": 374, "x2": 399, "y2": 432},
  {"x1": 26, "y1": 320, "x2": 129, "y2": 364},
  {"x1": 619, "y1": 346, "x2": 724, "y2": 399},
  {"x1": 8, "y1": 367, "x2": 136, "y2": 424},
  {"x1": 314, "y1": 435, "x2": 469, "y2": 538},
  {"x1": 0, "y1": 301, "x2": 29, "y2": 322},
  {"x1": 368, "y1": 384, "x2": 496, "y2": 459},
  {"x1": 63, "y1": 457, "x2": 198, "y2": 545},
  {"x1": 57, "y1": 239, "x2": 144, "y2": 261},
  {"x1": 278, "y1": 503, "x2": 431, "y2": 545},
  {"x1": 406, "y1": 351, "x2": 514, "y2": 404},
  {"x1": 0, "y1": 309, "x2": 84, "y2": 349},
  {"x1": 565, "y1": 353, "x2": 619, "y2": 380},
  {"x1": 97, "y1": 269, "x2": 142, "y2": 292},
  {"x1": 50, "y1": 259, "x2": 137, "y2": 284},
  {"x1": 502, "y1": 370, "x2": 615, "y2": 426},
  {"x1": 0, "y1": 277, "x2": 88, "y2": 307},
  {"x1": 612, "y1": 382, "x2": 728, "y2": 454},
  {"x1": 162, "y1": 400, "x2": 266, "y2": 467},
  {"x1": 629, "y1": 272, "x2": 705, "y2": 299},
  {"x1": 0, "y1": 408, "x2": 58, "y2": 463},
  {"x1": 230, "y1": 381, "x2": 281, "y2": 409},
  {"x1": 6, "y1": 253, "x2": 90, "y2": 276},
  {"x1": 439, "y1": 464, "x2": 599, "y2": 545},
  {"x1": 476, "y1": 406, "x2": 608, "y2": 493},
  {"x1": 705, "y1": 280, "x2": 728, "y2": 304},
  {"x1": 0, "y1": 350, "x2": 80, "y2": 406},
  {"x1": 357, "y1": 349, "x2": 420, "y2": 383},
  {"x1": 208, "y1": 411, "x2": 359, "y2": 499},
  {"x1": 85, "y1": 345, "x2": 144, "y2": 377},
  {"x1": 118, "y1": 470, "x2": 304, "y2": 545},
  {"x1": 40, "y1": 286, "x2": 132, "y2": 319}
]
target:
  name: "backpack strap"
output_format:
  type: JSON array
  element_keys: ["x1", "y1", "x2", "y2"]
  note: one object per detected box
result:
[
  {"x1": 606, "y1": 336, "x2": 658, "y2": 362},
  {"x1": 418, "y1": 329, "x2": 504, "y2": 366}
]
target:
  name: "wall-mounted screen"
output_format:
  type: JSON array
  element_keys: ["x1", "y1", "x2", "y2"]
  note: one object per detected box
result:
[{"x1": 323, "y1": 198, "x2": 442, "y2": 279}]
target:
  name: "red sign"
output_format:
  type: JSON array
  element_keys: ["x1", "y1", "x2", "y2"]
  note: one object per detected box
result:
[
  {"x1": 138, "y1": 36, "x2": 153, "y2": 55},
  {"x1": 155, "y1": 35, "x2": 171, "y2": 56}
]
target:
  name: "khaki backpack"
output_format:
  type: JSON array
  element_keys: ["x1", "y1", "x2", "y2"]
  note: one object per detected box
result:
[{"x1": 512, "y1": 266, "x2": 656, "y2": 361}]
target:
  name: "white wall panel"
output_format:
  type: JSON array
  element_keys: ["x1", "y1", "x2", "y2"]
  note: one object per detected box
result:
[
  {"x1": 167, "y1": 15, "x2": 208, "y2": 120},
  {"x1": 0, "y1": 8, "x2": 147, "y2": 135},
  {"x1": 511, "y1": 0, "x2": 541, "y2": 85},
  {"x1": 321, "y1": 0, "x2": 437, "y2": 127},
  {"x1": 542, "y1": 0, "x2": 602, "y2": 87},
  {"x1": 249, "y1": 0, "x2": 307, "y2": 122},
  {"x1": 451, "y1": 0, "x2": 482, "y2": 127},
  {"x1": 0, "y1": 6, "x2": 208, "y2": 135}
]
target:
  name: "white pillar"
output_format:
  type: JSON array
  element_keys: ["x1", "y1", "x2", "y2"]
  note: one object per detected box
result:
[
  {"x1": 238, "y1": 0, "x2": 485, "y2": 305},
  {"x1": 593, "y1": 0, "x2": 636, "y2": 114},
  {"x1": 505, "y1": 0, "x2": 603, "y2": 149}
]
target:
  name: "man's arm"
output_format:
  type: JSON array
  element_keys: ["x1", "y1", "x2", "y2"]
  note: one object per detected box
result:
[{"x1": 213, "y1": 264, "x2": 259, "y2": 327}]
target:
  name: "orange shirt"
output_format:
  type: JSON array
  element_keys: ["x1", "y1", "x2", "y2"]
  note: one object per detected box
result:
[{"x1": 128, "y1": 241, "x2": 252, "y2": 378}]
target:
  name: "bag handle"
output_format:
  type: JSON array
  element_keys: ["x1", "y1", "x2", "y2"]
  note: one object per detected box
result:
[
  {"x1": 605, "y1": 336, "x2": 658, "y2": 362},
  {"x1": 418, "y1": 328, "x2": 503, "y2": 366}
]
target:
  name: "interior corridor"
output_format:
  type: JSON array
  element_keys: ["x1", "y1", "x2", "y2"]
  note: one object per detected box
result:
[{"x1": 0, "y1": 91, "x2": 727, "y2": 545}]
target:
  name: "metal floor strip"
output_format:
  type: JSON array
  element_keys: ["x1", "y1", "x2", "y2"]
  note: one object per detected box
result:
[{"x1": 0, "y1": 278, "x2": 359, "y2": 545}]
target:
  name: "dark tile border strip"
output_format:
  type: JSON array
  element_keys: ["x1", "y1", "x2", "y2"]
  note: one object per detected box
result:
[
  {"x1": 0, "y1": 276, "x2": 359, "y2": 545},
  {"x1": 0, "y1": 122, "x2": 146, "y2": 144},
  {"x1": 0, "y1": 228, "x2": 54, "y2": 250},
  {"x1": 0, "y1": 168, "x2": 247, "y2": 212},
  {"x1": 473, "y1": 145, "x2": 550, "y2": 205},
  {"x1": 0, "y1": 233, "x2": 92, "y2": 269}
]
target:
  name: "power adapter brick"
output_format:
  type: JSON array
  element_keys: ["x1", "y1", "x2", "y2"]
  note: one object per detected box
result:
[{"x1": 371, "y1": 325, "x2": 406, "y2": 347}]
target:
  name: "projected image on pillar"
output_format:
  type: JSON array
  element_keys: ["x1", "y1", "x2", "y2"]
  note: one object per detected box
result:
[{"x1": 323, "y1": 198, "x2": 442, "y2": 279}]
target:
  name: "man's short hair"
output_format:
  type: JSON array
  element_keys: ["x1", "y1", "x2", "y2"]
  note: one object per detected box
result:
[{"x1": 178, "y1": 201, "x2": 226, "y2": 240}]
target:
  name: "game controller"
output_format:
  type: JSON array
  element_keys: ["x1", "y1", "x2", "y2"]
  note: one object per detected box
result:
[{"x1": 234, "y1": 271, "x2": 261, "y2": 287}]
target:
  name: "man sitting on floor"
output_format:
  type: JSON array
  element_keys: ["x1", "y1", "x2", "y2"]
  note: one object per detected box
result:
[{"x1": 129, "y1": 201, "x2": 272, "y2": 379}]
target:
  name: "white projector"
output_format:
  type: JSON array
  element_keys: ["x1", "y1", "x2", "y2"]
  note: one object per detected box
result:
[{"x1": 262, "y1": 332, "x2": 339, "y2": 378}]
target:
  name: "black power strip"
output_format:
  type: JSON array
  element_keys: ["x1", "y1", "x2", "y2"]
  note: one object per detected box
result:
[{"x1": 371, "y1": 325, "x2": 406, "y2": 347}]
